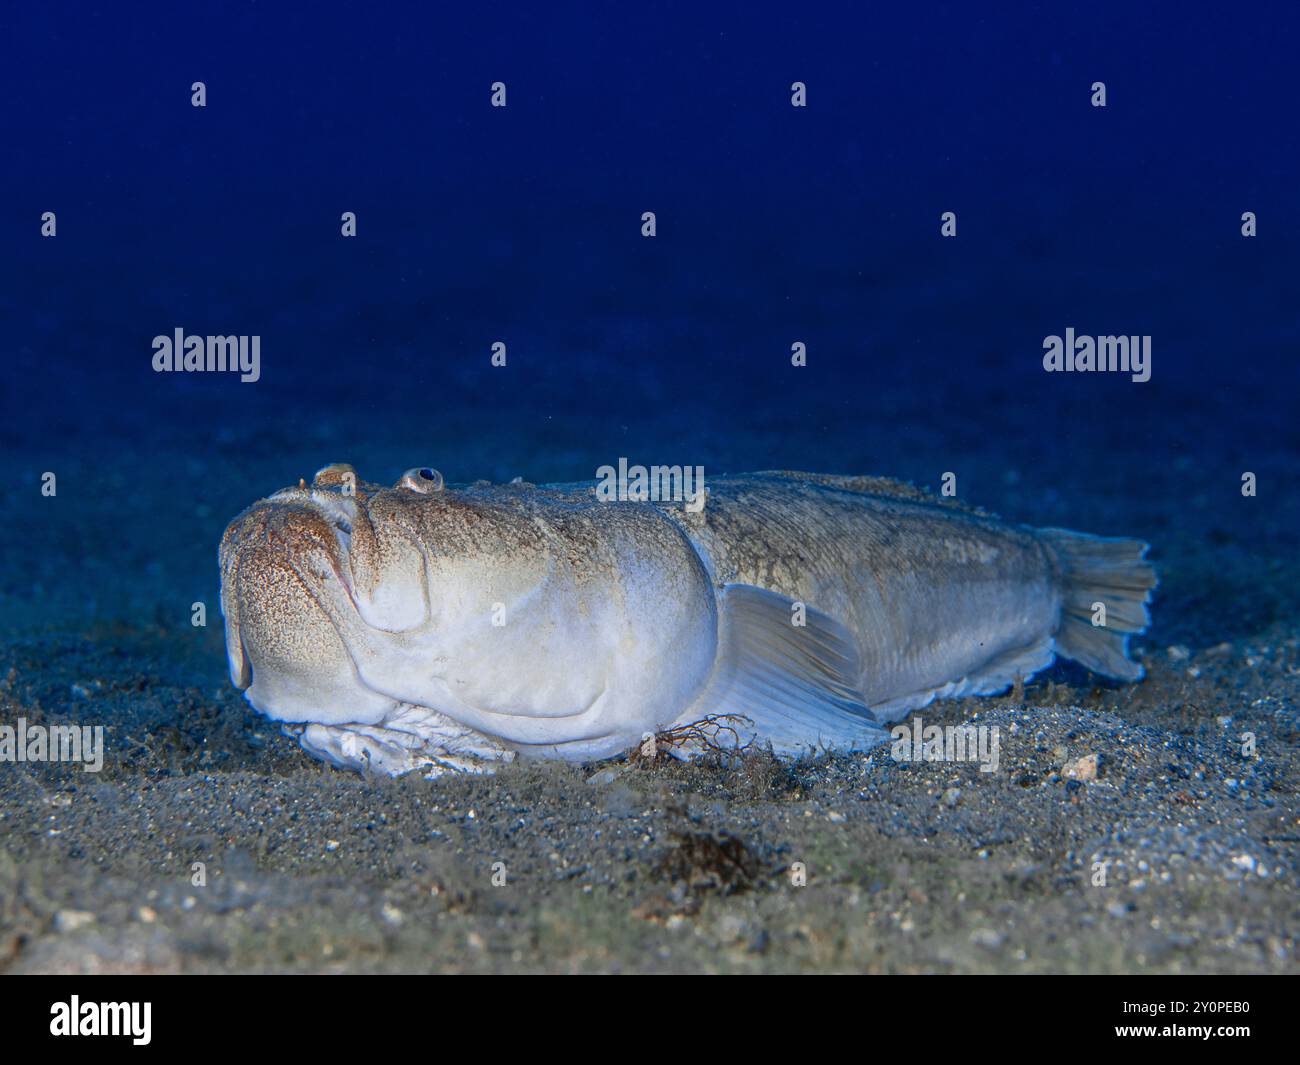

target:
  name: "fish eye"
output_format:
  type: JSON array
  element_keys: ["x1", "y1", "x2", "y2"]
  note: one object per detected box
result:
[{"x1": 398, "y1": 467, "x2": 444, "y2": 494}]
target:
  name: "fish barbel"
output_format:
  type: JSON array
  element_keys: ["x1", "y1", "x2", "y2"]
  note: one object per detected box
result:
[{"x1": 219, "y1": 465, "x2": 1155, "y2": 776}]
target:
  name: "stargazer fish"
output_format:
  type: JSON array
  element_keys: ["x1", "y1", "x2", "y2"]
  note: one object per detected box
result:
[{"x1": 219, "y1": 464, "x2": 1156, "y2": 776}]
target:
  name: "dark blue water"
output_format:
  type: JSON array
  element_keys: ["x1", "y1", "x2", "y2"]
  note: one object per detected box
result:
[{"x1": 3, "y1": 2, "x2": 1298, "y2": 642}]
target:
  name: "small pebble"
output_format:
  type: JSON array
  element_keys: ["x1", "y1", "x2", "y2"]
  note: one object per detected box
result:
[
  {"x1": 1063, "y1": 753, "x2": 1099, "y2": 782},
  {"x1": 54, "y1": 910, "x2": 95, "y2": 933}
]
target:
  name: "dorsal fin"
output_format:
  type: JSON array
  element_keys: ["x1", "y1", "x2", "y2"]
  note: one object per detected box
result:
[{"x1": 753, "y1": 470, "x2": 997, "y2": 518}]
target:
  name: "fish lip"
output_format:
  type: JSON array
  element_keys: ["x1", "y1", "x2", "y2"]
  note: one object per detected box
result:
[
  {"x1": 266, "y1": 486, "x2": 361, "y2": 601},
  {"x1": 322, "y1": 550, "x2": 360, "y2": 610},
  {"x1": 319, "y1": 511, "x2": 356, "y2": 599},
  {"x1": 233, "y1": 630, "x2": 253, "y2": 691}
]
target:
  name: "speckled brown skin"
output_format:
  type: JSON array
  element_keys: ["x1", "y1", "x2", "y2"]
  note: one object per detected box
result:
[
  {"x1": 220, "y1": 465, "x2": 1148, "y2": 764},
  {"x1": 656, "y1": 472, "x2": 1062, "y2": 710}
]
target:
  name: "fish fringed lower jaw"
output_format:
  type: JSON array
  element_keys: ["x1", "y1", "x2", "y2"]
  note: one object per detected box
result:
[
  {"x1": 285, "y1": 707, "x2": 517, "y2": 778},
  {"x1": 282, "y1": 709, "x2": 894, "y2": 779}
]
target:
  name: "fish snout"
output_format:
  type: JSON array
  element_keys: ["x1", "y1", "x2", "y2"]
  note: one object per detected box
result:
[{"x1": 218, "y1": 492, "x2": 395, "y2": 726}]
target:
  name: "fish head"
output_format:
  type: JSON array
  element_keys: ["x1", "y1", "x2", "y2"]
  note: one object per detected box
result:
[
  {"x1": 218, "y1": 463, "x2": 404, "y2": 726},
  {"x1": 219, "y1": 463, "x2": 719, "y2": 754}
]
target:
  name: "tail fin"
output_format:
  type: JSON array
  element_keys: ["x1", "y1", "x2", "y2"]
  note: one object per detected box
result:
[{"x1": 1039, "y1": 528, "x2": 1157, "y2": 681}]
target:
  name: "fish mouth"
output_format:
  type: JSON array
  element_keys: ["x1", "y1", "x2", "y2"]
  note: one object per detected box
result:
[
  {"x1": 219, "y1": 486, "x2": 367, "y2": 696},
  {"x1": 221, "y1": 463, "x2": 444, "y2": 735},
  {"x1": 265, "y1": 485, "x2": 361, "y2": 601}
]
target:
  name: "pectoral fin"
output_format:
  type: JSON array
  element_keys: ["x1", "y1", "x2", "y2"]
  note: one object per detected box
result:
[{"x1": 680, "y1": 584, "x2": 886, "y2": 755}]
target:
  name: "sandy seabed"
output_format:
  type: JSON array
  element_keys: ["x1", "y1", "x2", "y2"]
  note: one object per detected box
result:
[{"x1": 2, "y1": 421, "x2": 1297, "y2": 974}]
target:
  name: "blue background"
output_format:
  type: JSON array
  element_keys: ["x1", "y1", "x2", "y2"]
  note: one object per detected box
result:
[{"x1": 2, "y1": 1, "x2": 1297, "y2": 647}]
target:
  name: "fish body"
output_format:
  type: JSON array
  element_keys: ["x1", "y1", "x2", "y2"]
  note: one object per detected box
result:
[{"x1": 219, "y1": 465, "x2": 1156, "y2": 775}]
